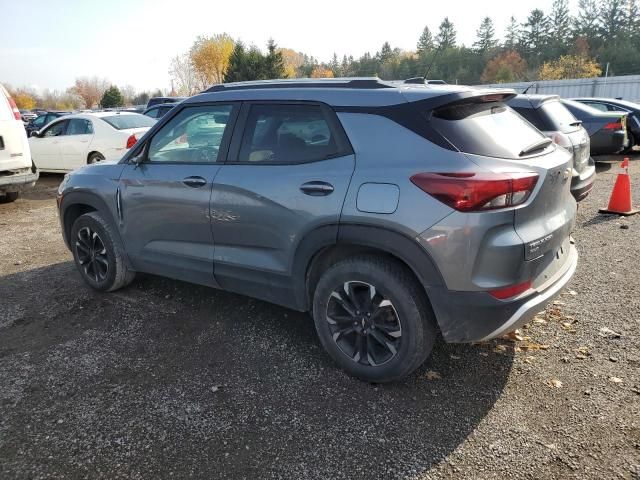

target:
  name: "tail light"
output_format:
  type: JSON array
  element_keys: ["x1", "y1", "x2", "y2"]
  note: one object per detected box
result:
[
  {"x1": 550, "y1": 131, "x2": 572, "y2": 149},
  {"x1": 410, "y1": 172, "x2": 539, "y2": 212},
  {"x1": 7, "y1": 96, "x2": 21, "y2": 121},
  {"x1": 604, "y1": 121, "x2": 623, "y2": 130},
  {"x1": 126, "y1": 134, "x2": 138, "y2": 149},
  {"x1": 489, "y1": 280, "x2": 532, "y2": 300}
]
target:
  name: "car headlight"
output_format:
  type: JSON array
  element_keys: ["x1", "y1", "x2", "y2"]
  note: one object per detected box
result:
[{"x1": 58, "y1": 173, "x2": 70, "y2": 195}]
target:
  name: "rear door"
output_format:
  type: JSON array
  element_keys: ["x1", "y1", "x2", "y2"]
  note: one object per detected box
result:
[
  {"x1": 59, "y1": 118, "x2": 94, "y2": 170},
  {"x1": 29, "y1": 119, "x2": 68, "y2": 171},
  {"x1": 118, "y1": 103, "x2": 238, "y2": 286},
  {"x1": 210, "y1": 102, "x2": 355, "y2": 304}
]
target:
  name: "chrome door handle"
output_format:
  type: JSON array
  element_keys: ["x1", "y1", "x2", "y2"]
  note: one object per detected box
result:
[
  {"x1": 300, "y1": 181, "x2": 334, "y2": 196},
  {"x1": 183, "y1": 176, "x2": 207, "y2": 188}
]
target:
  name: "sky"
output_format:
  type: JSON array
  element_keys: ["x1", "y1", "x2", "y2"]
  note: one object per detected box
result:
[{"x1": 0, "y1": 0, "x2": 566, "y2": 93}]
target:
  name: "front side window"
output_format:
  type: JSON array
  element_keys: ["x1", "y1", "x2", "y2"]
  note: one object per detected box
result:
[
  {"x1": 66, "y1": 119, "x2": 93, "y2": 135},
  {"x1": 32, "y1": 115, "x2": 47, "y2": 127},
  {"x1": 584, "y1": 102, "x2": 608, "y2": 112},
  {"x1": 42, "y1": 121, "x2": 67, "y2": 137},
  {"x1": 238, "y1": 104, "x2": 341, "y2": 163},
  {"x1": 147, "y1": 104, "x2": 234, "y2": 163}
]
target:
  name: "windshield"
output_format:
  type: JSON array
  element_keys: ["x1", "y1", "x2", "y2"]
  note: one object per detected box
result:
[
  {"x1": 102, "y1": 114, "x2": 156, "y2": 130},
  {"x1": 430, "y1": 102, "x2": 551, "y2": 159},
  {"x1": 539, "y1": 101, "x2": 580, "y2": 133}
]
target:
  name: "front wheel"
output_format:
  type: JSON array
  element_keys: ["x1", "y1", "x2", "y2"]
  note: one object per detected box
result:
[
  {"x1": 0, "y1": 192, "x2": 19, "y2": 203},
  {"x1": 312, "y1": 255, "x2": 437, "y2": 383},
  {"x1": 623, "y1": 131, "x2": 636, "y2": 154},
  {"x1": 70, "y1": 212, "x2": 135, "y2": 291}
]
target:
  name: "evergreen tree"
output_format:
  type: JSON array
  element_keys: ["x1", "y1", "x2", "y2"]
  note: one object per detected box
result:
[
  {"x1": 573, "y1": 0, "x2": 601, "y2": 39},
  {"x1": 100, "y1": 86, "x2": 124, "y2": 108},
  {"x1": 379, "y1": 42, "x2": 394, "y2": 62},
  {"x1": 521, "y1": 9, "x2": 551, "y2": 66},
  {"x1": 329, "y1": 53, "x2": 340, "y2": 75},
  {"x1": 435, "y1": 17, "x2": 457, "y2": 49},
  {"x1": 417, "y1": 26, "x2": 434, "y2": 54},
  {"x1": 473, "y1": 17, "x2": 498, "y2": 53},
  {"x1": 264, "y1": 39, "x2": 286, "y2": 79},
  {"x1": 549, "y1": 0, "x2": 572, "y2": 48},
  {"x1": 504, "y1": 16, "x2": 521, "y2": 50},
  {"x1": 599, "y1": 0, "x2": 629, "y2": 42}
]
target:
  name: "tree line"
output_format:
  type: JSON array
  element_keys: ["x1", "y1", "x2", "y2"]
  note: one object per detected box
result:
[{"x1": 6, "y1": 0, "x2": 640, "y2": 110}]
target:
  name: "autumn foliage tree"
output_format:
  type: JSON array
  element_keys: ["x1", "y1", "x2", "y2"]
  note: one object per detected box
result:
[
  {"x1": 310, "y1": 66, "x2": 335, "y2": 78},
  {"x1": 538, "y1": 54, "x2": 602, "y2": 80},
  {"x1": 13, "y1": 91, "x2": 36, "y2": 110},
  {"x1": 190, "y1": 34, "x2": 234, "y2": 89},
  {"x1": 481, "y1": 50, "x2": 527, "y2": 83},
  {"x1": 70, "y1": 77, "x2": 109, "y2": 109}
]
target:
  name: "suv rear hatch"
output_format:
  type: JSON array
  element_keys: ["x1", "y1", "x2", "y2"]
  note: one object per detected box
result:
[{"x1": 420, "y1": 91, "x2": 576, "y2": 289}]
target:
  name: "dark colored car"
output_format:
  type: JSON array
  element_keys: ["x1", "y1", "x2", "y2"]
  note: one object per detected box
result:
[
  {"x1": 507, "y1": 94, "x2": 595, "y2": 201},
  {"x1": 25, "y1": 111, "x2": 71, "y2": 137},
  {"x1": 146, "y1": 96, "x2": 186, "y2": 108},
  {"x1": 143, "y1": 103, "x2": 176, "y2": 120},
  {"x1": 560, "y1": 99, "x2": 628, "y2": 156},
  {"x1": 57, "y1": 78, "x2": 578, "y2": 383},
  {"x1": 572, "y1": 97, "x2": 640, "y2": 153}
]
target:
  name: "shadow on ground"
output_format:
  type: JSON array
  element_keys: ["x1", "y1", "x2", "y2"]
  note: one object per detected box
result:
[{"x1": 0, "y1": 263, "x2": 513, "y2": 479}]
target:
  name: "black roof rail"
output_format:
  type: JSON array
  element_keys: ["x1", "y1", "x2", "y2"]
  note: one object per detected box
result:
[{"x1": 204, "y1": 78, "x2": 392, "y2": 93}]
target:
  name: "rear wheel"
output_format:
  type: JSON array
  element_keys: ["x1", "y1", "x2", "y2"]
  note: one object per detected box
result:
[
  {"x1": 623, "y1": 131, "x2": 636, "y2": 154},
  {"x1": 87, "y1": 152, "x2": 105, "y2": 164},
  {"x1": 71, "y1": 212, "x2": 135, "y2": 291},
  {"x1": 0, "y1": 192, "x2": 19, "y2": 203},
  {"x1": 312, "y1": 255, "x2": 437, "y2": 383}
]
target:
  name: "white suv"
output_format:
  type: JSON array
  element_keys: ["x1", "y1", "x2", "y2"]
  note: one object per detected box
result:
[{"x1": 0, "y1": 84, "x2": 38, "y2": 202}]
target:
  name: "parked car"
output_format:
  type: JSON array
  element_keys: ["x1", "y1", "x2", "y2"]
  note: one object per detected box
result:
[
  {"x1": 30, "y1": 112, "x2": 155, "y2": 172},
  {"x1": 143, "y1": 103, "x2": 176, "y2": 120},
  {"x1": 57, "y1": 78, "x2": 578, "y2": 382},
  {"x1": 571, "y1": 97, "x2": 640, "y2": 153},
  {"x1": 25, "y1": 111, "x2": 71, "y2": 137},
  {"x1": 507, "y1": 94, "x2": 595, "y2": 201},
  {"x1": 20, "y1": 110, "x2": 38, "y2": 123},
  {"x1": 0, "y1": 84, "x2": 38, "y2": 202},
  {"x1": 146, "y1": 96, "x2": 185, "y2": 108},
  {"x1": 560, "y1": 99, "x2": 628, "y2": 156}
]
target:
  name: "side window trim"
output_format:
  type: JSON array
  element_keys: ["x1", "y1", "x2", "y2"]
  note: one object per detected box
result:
[
  {"x1": 137, "y1": 102, "x2": 240, "y2": 165},
  {"x1": 225, "y1": 100, "x2": 354, "y2": 165}
]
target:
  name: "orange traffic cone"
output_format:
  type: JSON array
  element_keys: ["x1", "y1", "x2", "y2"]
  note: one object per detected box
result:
[{"x1": 599, "y1": 158, "x2": 638, "y2": 216}]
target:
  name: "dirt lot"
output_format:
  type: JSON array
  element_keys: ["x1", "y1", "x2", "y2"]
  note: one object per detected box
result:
[{"x1": 1, "y1": 160, "x2": 639, "y2": 480}]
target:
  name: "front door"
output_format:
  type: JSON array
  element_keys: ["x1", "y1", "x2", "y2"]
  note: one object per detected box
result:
[
  {"x1": 59, "y1": 118, "x2": 94, "y2": 170},
  {"x1": 118, "y1": 103, "x2": 238, "y2": 286},
  {"x1": 210, "y1": 102, "x2": 355, "y2": 305},
  {"x1": 30, "y1": 119, "x2": 68, "y2": 171}
]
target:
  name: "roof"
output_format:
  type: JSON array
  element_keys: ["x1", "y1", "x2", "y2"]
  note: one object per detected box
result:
[
  {"x1": 506, "y1": 94, "x2": 560, "y2": 109},
  {"x1": 572, "y1": 97, "x2": 640, "y2": 111},
  {"x1": 189, "y1": 77, "x2": 515, "y2": 108}
]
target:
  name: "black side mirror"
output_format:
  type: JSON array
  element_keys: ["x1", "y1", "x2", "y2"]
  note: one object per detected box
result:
[{"x1": 29, "y1": 130, "x2": 40, "y2": 138}]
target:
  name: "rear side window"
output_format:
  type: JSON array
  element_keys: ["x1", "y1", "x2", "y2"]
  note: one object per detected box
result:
[
  {"x1": 430, "y1": 102, "x2": 549, "y2": 159},
  {"x1": 102, "y1": 114, "x2": 156, "y2": 130},
  {"x1": 66, "y1": 119, "x2": 93, "y2": 135},
  {"x1": 237, "y1": 104, "x2": 349, "y2": 164},
  {"x1": 512, "y1": 107, "x2": 547, "y2": 130},
  {"x1": 538, "y1": 101, "x2": 579, "y2": 133}
]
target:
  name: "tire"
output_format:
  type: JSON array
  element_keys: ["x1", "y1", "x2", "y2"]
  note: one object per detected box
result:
[
  {"x1": 70, "y1": 212, "x2": 135, "y2": 291},
  {"x1": 0, "y1": 192, "x2": 19, "y2": 203},
  {"x1": 623, "y1": 131, "x2": 636, "y2": 154},
  {"x1": 87, "y1": 152, "x2": 105, "y2": 164},
  {"x1": 312, "y1": 255, "x2": 437, "y2": 383}
]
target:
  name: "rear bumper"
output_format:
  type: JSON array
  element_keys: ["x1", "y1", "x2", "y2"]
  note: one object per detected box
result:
[
  {"x1": 427, "y1": 243, "x2": 578, "y2": 343},
  {"x1": 0, "y1": 167, "x2": 39, "y2": 194},
  {"x1": 571, "y1": 160, "x2": 595, "y2": 202},
  {"x1": 591, "y1": 131, "x2": 627, "y2": 155}
]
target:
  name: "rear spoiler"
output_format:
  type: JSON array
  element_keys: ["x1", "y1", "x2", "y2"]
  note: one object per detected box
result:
[{"x1": 414, "y1": 88, "x2": 517, "y2": 112}]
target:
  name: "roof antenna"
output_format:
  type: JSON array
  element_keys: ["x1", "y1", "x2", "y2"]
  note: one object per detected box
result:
[
  {"x1": 522, "y1": 83, "x2": 536, "y2": 94},
  {"x1": 423, "y1": 44, "x2": 443, "y2": 81}
]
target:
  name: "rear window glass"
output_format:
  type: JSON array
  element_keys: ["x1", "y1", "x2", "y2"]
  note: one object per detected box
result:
[
  {"x1": 539, "y1": 101, "x2": 579, "y2": 133},
  {"x1": 102, "y1": 114, "x2": 156, "y2": 130},
  {"x1": 430, "y1": 102, "x2": 550, "y2": 159}
]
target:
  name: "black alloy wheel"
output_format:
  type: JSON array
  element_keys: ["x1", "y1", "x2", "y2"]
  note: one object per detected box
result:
[
  {"x1": 75, "y1": 226, "x2": 109, "y2": 283},
  {"x1": 325, "y1": 281, "x2": 402, "y2": 367}
]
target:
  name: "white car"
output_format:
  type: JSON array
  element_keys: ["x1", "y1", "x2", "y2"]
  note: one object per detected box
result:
[
  {"x1": 0, "y1": 84, "x2": 38, "y2": 202},
  {"x1": 29, "y1": 112, "x2": 156, "y2": 172}
]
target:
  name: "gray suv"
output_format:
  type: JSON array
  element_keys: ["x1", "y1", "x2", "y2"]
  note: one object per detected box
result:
[{"x1": 57, "y1": 78, "x2": 578, "y2": 382}]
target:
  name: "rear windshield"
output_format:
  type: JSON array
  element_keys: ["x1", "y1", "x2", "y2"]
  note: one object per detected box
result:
[
  {"x1": 102, "y1": 114, "x2": 156, "y2": 130},
  {"x1": 430, "y1": 102, "x2": 551, "y2": 159},
  {"x1": 539, "y1": 101, "x2": 579, "y2": 133}
]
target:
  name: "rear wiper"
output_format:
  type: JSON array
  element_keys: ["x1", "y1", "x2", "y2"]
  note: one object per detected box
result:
[
  {"x1": 569, "y1": 120, "x2": 582, "y2": 126},
  {"x1": 519, "y1": 137, "x2": 553, "y2": 156}
]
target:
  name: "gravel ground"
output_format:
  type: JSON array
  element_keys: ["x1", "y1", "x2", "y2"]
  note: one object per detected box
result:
[{"x1": 0, "y1": 160, "x2": 639, "y2": 480}]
